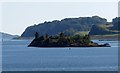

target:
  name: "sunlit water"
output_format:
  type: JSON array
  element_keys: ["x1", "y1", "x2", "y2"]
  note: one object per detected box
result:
[{"x1": 2, "y1": 39, "x2": 118, "y2": 71}]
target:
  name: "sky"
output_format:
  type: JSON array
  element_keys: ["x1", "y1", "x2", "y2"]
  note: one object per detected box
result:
[{"x1": 0, "y1": 0, "x2": 119, "y2": 35}]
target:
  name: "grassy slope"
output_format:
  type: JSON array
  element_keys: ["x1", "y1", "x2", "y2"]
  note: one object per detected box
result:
[
  {"x1": 75, "y1": 24, "x2": 119, "y2": 40},
  {"x1": 75, "y1": 31, "x2": 89, "y2": 35}
]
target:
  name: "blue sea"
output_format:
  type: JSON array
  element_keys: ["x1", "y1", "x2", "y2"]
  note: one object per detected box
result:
[{"x1": 2, "y1": 39, "x2": 118, "y2": 71}]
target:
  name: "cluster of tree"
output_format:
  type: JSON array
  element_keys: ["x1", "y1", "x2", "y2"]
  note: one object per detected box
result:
[{"x1": 29, "y1": 32, "x2": 92, "y2": 47}]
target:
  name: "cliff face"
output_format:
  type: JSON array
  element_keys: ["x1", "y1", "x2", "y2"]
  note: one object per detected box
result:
[{"x1": 21, "y1": 16, "x2": 107, "y2": 37}]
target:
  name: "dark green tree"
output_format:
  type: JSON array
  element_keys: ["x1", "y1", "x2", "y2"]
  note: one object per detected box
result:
[
  {"x1": 35, "y1": 32, "x2": 39, "y2": 39},
  {"x1": 59, "y1": 32, "x2": 65, "y2": 38},
  {"x1": 38, "y1": 36, "x2": 44, "y2": 41},
  {"x1": 45, "y1": 33, "x2": 49, "y2": 40},
  {"x1": 83, "y1": 35, "x2": 91, "y2": 45}
]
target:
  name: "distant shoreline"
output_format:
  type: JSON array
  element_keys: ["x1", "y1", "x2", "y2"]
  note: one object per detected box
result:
[{"x1": 90, "y1": 35, "x2": 119, "y2": 41}]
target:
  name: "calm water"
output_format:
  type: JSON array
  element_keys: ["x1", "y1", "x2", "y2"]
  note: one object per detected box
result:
[{"x1": 2, "y1": 39, "x2": 118, "y2": 71}]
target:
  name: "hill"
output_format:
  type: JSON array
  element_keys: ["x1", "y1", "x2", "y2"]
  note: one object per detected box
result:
[
  {"x1": 110, "y1": 17, "x2": 120, "y2": 30},
  {"x1": 89, "y1": 17, "x2": 120, "y2": 35},
  {"x1": 0, "y1": 32, "x2": 19, "y2": 40},
  {"x1": 21, "y1": 16, "x2": 107, "y2": 37}
]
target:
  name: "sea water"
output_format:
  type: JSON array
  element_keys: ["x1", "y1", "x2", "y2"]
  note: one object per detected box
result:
[{"x1": 2, "y1": 39, "x2": 118, "y2": 71}]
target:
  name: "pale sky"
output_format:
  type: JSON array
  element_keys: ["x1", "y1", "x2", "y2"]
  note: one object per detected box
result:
[{"x1": 0, "y1": 1, "x2": 119, "y2": 35}]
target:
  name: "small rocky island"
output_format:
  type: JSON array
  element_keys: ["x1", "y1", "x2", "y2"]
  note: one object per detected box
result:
[{"x1": 28, "y1": 32, "x2": 110, "y2": 47}]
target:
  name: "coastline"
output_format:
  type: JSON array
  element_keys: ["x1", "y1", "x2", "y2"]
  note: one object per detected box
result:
[{"x1": 90, "y1": 35, "x2": 119, "y2": 41}]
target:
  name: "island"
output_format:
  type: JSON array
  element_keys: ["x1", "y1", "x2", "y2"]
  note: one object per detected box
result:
[{"x1": 28, "y1": 32, "x2": 110, "y2": 47}]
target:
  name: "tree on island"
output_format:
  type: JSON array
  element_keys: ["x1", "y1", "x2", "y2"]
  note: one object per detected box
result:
[
  {"x1": 59, "y1": 32, "x2": 65, "y2": 38},
  {"x1": 35, "y1": 32, "x2": 39, "y2": 39},
  {"x1": 45, "y1": 33, "x2": 49, "y2": 40},
  {"x1": 44, "y1": 34, "x2": 50, "y2": 45},
  {"x1": 28, "y1": 32, "x2": 110, "y2": 47}
]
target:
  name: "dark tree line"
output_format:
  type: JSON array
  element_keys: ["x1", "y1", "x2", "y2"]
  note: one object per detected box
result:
[{"x1": 33, "y1": 32, "x2": 92, "y2": 47}]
